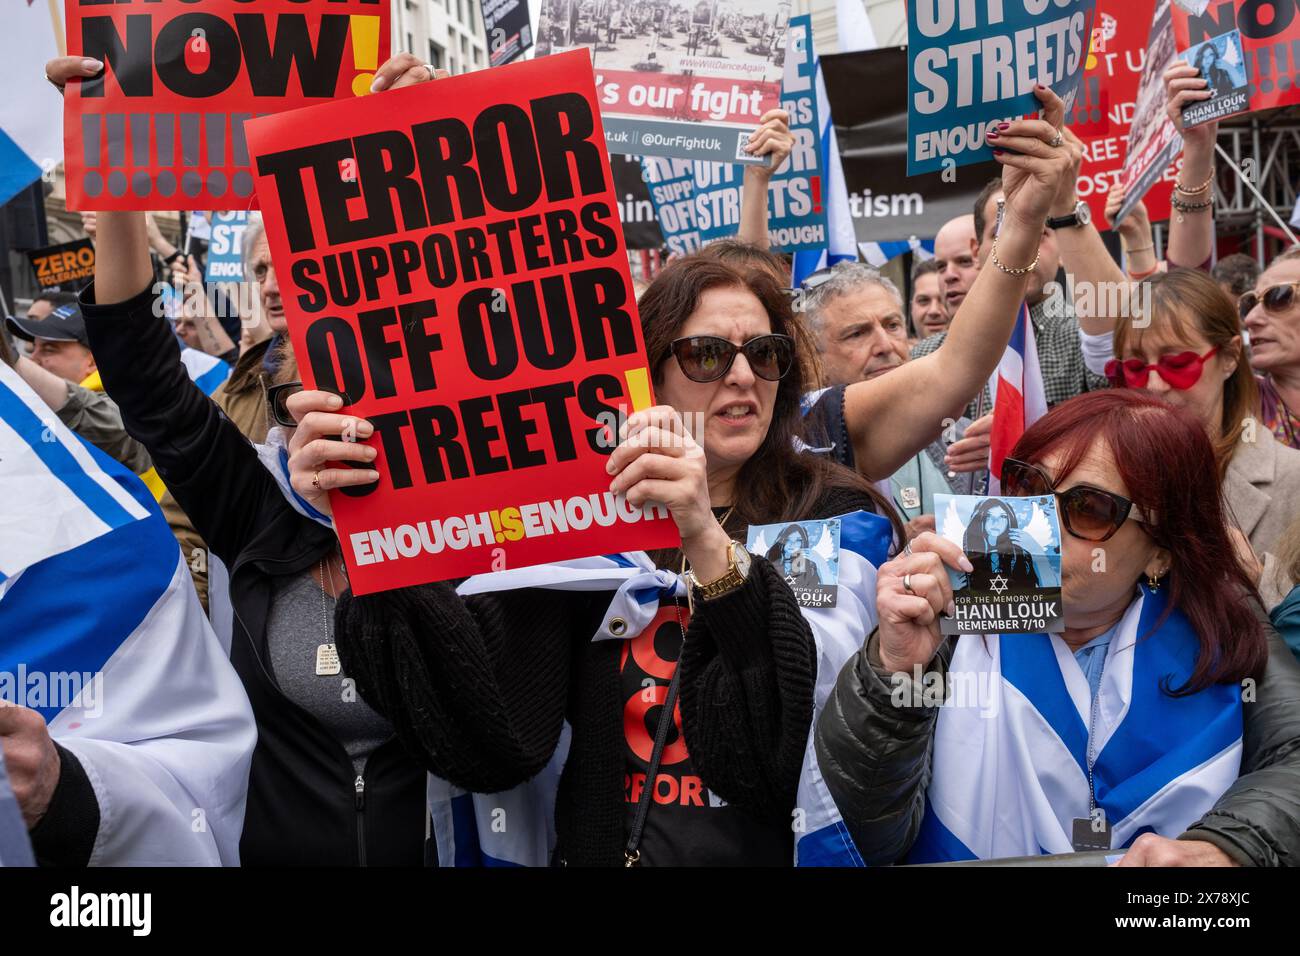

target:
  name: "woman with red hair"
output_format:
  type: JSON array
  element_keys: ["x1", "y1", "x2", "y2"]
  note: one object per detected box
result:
[{"x1": 816, "y1": 389, "x2": 1300, "y2": 866}]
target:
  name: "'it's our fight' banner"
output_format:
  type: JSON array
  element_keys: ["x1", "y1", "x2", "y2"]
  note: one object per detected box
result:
[
  {"x1": 64, "y1": 0, "x2": 390, "y2": 211},
  {"x1": 640, "y1": 15, "x2": 826, "y2": 254},
  {"x1": 1173, "y1": 0, "x2": 1300, "y2": 114},
  {"x1": 536, "y1": 0, "x2": 784, "y2": 165},
  {"x1": 1071, "y1": 0, "x2": 1176, "y2": 227},
  {"x1": 908, "y1": 0, "x2": 1097, "y2": 174},
  {"x1": 245, "y1": 50, "x2": 678, "y2": 593}
]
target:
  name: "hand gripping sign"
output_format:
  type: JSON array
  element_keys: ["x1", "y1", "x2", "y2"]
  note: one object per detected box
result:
[
  {"x1": 64, "y1": 0, "x2": 390, "y2": 211},
  {"x1": 244, "y1": 49, "x2": 680, "y2": 594},
  {"x1": 908, "y1": 0, "x2": 1097, "y2": 175}
]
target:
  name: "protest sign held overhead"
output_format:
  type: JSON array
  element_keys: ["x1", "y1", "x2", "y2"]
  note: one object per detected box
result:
[
  {"x1": 1114, "y1": 0, "x2": 1183, "y2": 226},
  {"x1": 937, "y1": 493, "x2": 1064, "y2": 636},
  {"x1": 27, "y1": 239, "x2": 96, "y2": 291},
  {"x1": 482, "y1": 0, "x2": 534, "y2": 68},
  {"x1": 244, "y1": 49, "x2": 679, "y2": 594},
  {"x1": 653, "y1": 14, "x2": 826, "y2": 254},
  {"x1": 907, "y1": 0, "x2": 1097, "y2": 175},
  {"x1": 63, "y1": 0, "x2": 391, "y2": 211},
  {"x1": 641, "y1": 157, "x2": 704, "y2": 255},
  {"x1": 1070, "y1": 1, "x2": 1175, "y2": 227},
  {"x1": 823, "y1": 47, "x2": 999, "y2": 245},
  {"x1": 535, "y1": 0, "x2": 785, "y2": 165},
  {"x1": 1172, "y1": 1, "x2": 1300, "y2": 116},
  {"x1": 205, "y1": 211, "x2": 250, "y2": 282},
  {"x1": 1179, "y1": 30, "x2": 1250, "y2": 125}
]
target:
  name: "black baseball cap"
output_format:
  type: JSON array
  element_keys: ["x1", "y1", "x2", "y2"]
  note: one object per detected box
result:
[{"x1": 5, "y1": 301, "x2": 89, "y2": 347}]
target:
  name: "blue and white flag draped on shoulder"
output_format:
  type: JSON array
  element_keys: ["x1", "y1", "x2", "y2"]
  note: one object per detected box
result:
[
  {"x1": 435, "y1": 509, "x2": 892, "y2": 867},
  {"x1": 0, "y1": 363, "x2": 256, "y2": 865},
  {"x1": 906, "y1": 584, "x2": 1243, "y2": 863}
]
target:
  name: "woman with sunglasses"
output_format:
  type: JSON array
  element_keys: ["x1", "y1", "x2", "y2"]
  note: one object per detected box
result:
[
  {"x1": 1242, "y1": 246, "x2": 1300, "y2": 451},
  {"x1": 55, "y1": 51, "x2": 457, "y2": 866},
  {"x1": 273, "y1": 82, "x2": 1075, "y2": 868},
  {"x1": 294, "y1": 113, "x2": 1072, "y2": 860},
  {"x1": 1109, "y1": 269, "x2": 1300, "y2": 610},
  {"x1": 816, "y1": 389, "x2": 1300, "y2": 866}
]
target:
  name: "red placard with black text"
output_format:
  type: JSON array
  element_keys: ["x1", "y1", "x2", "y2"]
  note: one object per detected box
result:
[
  {"x1": 245, "y1": 49, "x2": 679, "y2": 594},
  {"x1": 64, "y1": 0, "x2": 390, "y2": 211}
]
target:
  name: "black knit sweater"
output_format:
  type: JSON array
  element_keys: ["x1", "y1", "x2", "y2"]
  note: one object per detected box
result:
[{"x1": 334, "y1": 486, "x2": 878, "y2": 866}]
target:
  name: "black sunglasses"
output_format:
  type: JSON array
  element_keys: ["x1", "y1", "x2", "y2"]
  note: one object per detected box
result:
[
  {"x1": 670, "y1": 334, "x2": 795, "y2": 383},
  {"x1": 1000, "y1": 457, "x2": 1148, "y2": 543},
  {"x1": 266, "y1": 381, "x2": 351, "y2": 427}
]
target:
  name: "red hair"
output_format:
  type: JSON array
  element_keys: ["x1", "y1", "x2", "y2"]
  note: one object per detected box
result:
[{"x1": 1010, "y1": 390, "x2": 1266, "y2": 694}]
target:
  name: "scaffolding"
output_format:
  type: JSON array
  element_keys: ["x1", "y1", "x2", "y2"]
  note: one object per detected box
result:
[{"x1": 1194, "y1": 105, "x2": 1300, "y2": 265}]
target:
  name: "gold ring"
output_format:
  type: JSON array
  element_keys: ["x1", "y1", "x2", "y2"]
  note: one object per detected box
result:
[{"x1": 312, "y1": 471, "x2": 321, "y2": 490}]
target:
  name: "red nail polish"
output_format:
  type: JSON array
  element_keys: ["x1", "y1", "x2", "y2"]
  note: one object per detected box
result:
[
  {"x1": 987, "y1": 130, "x2": 999, "y2": 140},
  {"x1": 993, "y1": 149, "x2": 1005, "y2": 155},
  {"x1": 998, "y1": 122, "x2": 1011, "y2": 130}
]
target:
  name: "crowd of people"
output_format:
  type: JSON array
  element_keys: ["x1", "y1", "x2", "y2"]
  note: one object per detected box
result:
[{"x1": 2, "y1": 48, "x2": 1299, "y2": 869}]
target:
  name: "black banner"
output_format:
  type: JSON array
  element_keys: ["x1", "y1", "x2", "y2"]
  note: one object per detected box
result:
[
  {"x1": 482, "y1": 0, "x2": 533, "y2": 68},
  {"x1": 822, "y1": 47, "x2": 1000, "y2": 244},
  {"x1": 610, "y1": 153, "x2": 663, "y2": 251},
  {"x1": 26, "y1": 239, "x2": 96, "y2": 291}
]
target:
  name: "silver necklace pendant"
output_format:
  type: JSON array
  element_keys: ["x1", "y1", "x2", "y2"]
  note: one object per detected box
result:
[
  {"x1": 316, "y1": 555, "x2": 341, "y2": 675},
  {"x1": 315, "y1": 642, "x2": 341, "y2": 676}
]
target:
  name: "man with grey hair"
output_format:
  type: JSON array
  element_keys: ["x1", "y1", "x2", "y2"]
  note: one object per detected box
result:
[{"x1": 803, "y1": 261, "x2": 909, "y2": 386}]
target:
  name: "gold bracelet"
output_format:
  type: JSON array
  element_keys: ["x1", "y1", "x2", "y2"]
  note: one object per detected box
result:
[
  {"x1": 1176, "y1": 167, "x2": 1215, "y2": 194},
  {"x1": 991, "y1": 237, "x2": 1041, "y2": 277}
]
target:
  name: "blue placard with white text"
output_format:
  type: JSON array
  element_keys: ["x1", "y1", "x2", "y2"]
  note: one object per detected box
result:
[
  {"x1": 907, "y1": 0, "x2": 1096, "y2": 175},
  {"x1": 205, "y1": 211, "x2": 250, "y2": 283}
]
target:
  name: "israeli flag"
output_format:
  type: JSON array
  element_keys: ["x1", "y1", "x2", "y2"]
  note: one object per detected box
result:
[
  {"x1": 0, "y1": 2, "x2": 63, "y2": 205},
  {"x1": 0, "y1": 362, "x2": 256, "y2": 865},
  {"x1": 906, "y1": 584, "x2": 1242, "y2": 862},
  {"x1": 436, "y1": 510, "x2": 893, "y2": 867},
  {"x1": 180, "y1": 346, "x2": 232, "y2": 396}
]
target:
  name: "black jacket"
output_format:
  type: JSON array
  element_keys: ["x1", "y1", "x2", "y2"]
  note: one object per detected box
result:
[
  {"x1": 814, "y1": 604, "x2": 1300, "y2": 866},
  {"x1": 335, "y1": 486, "x2": 878, "y2": 866},
  {"x1": 81, "y1": 282, "x2": 427, "y2": 866}
]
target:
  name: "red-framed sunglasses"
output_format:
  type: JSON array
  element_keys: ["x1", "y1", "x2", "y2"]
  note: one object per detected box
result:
[{"x1": 1103, "y1": 346, "x2": 1219, "y2": 390}]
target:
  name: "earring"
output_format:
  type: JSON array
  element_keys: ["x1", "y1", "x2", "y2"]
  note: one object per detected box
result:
[{"x1": 1148, "y1": 571, "x2": 1162, "y2": 591}]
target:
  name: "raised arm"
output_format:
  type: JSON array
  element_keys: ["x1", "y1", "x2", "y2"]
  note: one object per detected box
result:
[
  {"x1": 736, "y1": 109, "x2": 794, "y2": 250},
  {"x1": 842, "y1": 87, "x2": 1073, "y2": 480},
  {"x1": 1164, "y1": 62, "x2": 1217, "y2": 270},
  {"x1": 1050, "y1": 127, "x2": 1128, "y2": 336}
]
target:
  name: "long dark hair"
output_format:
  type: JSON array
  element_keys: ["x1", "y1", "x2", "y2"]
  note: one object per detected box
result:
[
  {"x1": 637, "y1": 254, "x2": 902, "y2": 541},
  {"x1": 1010, "y1": 389, "x2": 1267, "y2": 694},
  {"x1": 964, "y1": 498, "x2": 1019, "y2": 555}
]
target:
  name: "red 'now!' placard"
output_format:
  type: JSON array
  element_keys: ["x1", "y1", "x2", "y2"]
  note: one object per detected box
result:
[
  {"x1": 64, "y1": 0, "x2": 389, "y2": 211},
  {"x1": 245, "y1": 49, "x2": 680, "y2": 594}
]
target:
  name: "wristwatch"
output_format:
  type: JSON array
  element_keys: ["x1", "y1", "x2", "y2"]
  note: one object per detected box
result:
[
  {"x1": 1046, "y1": 200, "x2": 1091, "y2": 230},
  {"x1": 686, "y1": 541, "x2": 752, "y2": 607}
]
